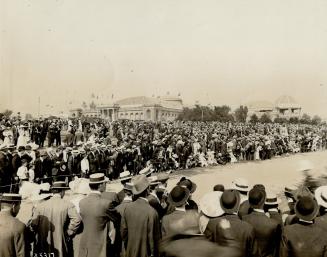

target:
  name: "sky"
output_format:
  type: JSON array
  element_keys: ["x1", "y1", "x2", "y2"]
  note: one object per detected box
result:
[{"x1": 1, "y1": 0, "x2": 327, "y2": 117}]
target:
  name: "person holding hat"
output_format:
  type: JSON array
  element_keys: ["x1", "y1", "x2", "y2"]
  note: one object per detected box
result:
[
  {"x1": 121, "y1": 174, "x2": 160, "y2": 257},
  {"x1": 30, "y1": 181, "x2": 81, "y2": 257},
  {"x1": 79, "y1": 173, "x2": 120, "y2": 257},
  {"x1": 162, "y1": 186, "x2": 190, "y2": 237},
  {"x1": 280, "y1": 196, "x2": 327, "y2": 257},
  {"x1": 0, "y1": 193, "x2": 26, "y2": 257},
  {"x1": 204, "y1": 189, "x2": 257, "y2": 257},
  {"x1": 243, "y1": 187, "x2": 281, "y2": 257}
]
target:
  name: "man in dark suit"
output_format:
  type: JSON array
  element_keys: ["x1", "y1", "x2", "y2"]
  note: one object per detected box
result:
[
  {"x1": 0, "y1": 193, "x2": 27, "y2": 257},
  {"x1": 243, "y1": 188, "x2": 281, "y2": 257},
  {"x1": 161, "y1": 185, "x2": 190, "y2": 237},
  {"x1": 280, "y1": 196, "x2": 327, "y2": 257},
  {"x1": 11, "y1": 146, "x2": 25, "y2": 175},
  {"x1": 121, "y1": 175, "x2": 160, "y2": 257},
  {"x1": 79, "y1": 173, "x2": 120, "y2": 257},
  {"x1": 204, "y1": 189, "x2": 257, "y2": 257}
]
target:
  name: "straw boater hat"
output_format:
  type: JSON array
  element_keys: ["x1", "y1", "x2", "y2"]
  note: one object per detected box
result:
[
  {"x1": 139, "y1": 167, "x2": 154, "y2": 177},
  {"x1": 220, "y1": 189, "x2": 240, "y2": 214},
  {"x1": 200, "y1": 191, "x2": 224, "y2": 218},
  {"x1": 89, "y1": 173, "x2": 109, "y2": 184},
  {"x1": 131, "y1": 175, "x2": 150, "y2": 195},
  {"x1": 0, "y1": 193, "x2": 22, "y2": 203},
  {"x1": 265, "y1": 192, "x2": 281, "y2": 206},
  {"x1": 51, "y1": 181, "x2": 69, "y2": 190},
  {"x1": 119, "y1": 171, "x2": 132, "y2": 182},
  {"x1": 315, "y1": 185, "x2": 327, "y2": 209},
  {"x1": 168, "y1": 186, "x2": 190, "y2": 207},
  {"x1": 294, "y1": 196, "x2": 319, "y2": 221},
  {"x1": 232, "y1": 178, "x2": 250, "y2": 193}
]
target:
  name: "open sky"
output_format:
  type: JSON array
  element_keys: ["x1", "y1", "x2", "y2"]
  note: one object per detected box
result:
[{"x1": 1, "y1": 0, "x2": 327, "y2": 117}]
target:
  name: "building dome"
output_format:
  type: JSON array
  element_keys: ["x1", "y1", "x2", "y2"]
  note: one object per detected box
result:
[{"x1": 275, "y1": 95, "x2": 301, "y2": 109}]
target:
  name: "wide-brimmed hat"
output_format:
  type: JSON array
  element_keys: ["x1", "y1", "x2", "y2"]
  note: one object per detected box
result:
[
  {"x1": 315, "y1": 185, "x2": 327, "y2": 209},
  {"x1": 124, "y1": 182, "x2": 133, "y2": 192},
  {"x1": 248, "y1": 188, "x2": 266, "y2": 209},
  {"x1": 0, "y1": 193, "x2": 22, "y2": 203},
  {"x1": 284, "y1": 185, "x2": 297, "y2": 199},
  {"x1": 178, "y1": 178, "x2": 197, "y2": 194},
  {"x1": 156, "y1": 172, "x2": 170, "y2": 183},
  {"x1": 89, "y1": 173, "x2": 109, "y2": 184},
  {"x1": 139, "y1": 167, "x2": 154, "y2": 177},
  {"x1": 265, "y1": 192, "x2": 281, "y2": 206},
  {"x1": 132, "y1": 175, "x2": 150, "y2": 195},
  {"x1": 200, "y1": 191, "x2": 224, "y2": 218},
  {"x1": 220, "y1": 189, "x2": 240, "y2": 214},
  {"x1": 295, "y1": 196, "x2": 319, "y2": 221},
  {"x1": 168, "y1": 186, "x2": 190, "y2": 207},
  {"x1": 69, "y1": 178, "x2": 91, "y2": 195},
  {"x1": 232, "y1": 178, "x2": 249, "y2": 193},
  {"x1": 51, "y1": 181, "x2": 69, "y2": 190},
  {"x1": 119, "y1": 171, "x2": 132, "y2": 182}
]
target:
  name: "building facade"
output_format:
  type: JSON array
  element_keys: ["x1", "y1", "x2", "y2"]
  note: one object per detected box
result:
[
  {"x1": 246, "y1": 95, "x2": 301, "y2": 120},
  {"x1": 97, "y1": 95, "x2": 183, "y2": 122}
]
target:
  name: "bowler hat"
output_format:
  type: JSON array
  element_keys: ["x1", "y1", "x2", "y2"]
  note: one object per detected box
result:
[
  {"x1": 220, "y1": 189, "x2": 240, "y2": 214},
  {"x1": 168, "y1": 186, "x2": 190, "y2": 207},
  {"x1": 248, "y1": 188, "x2": 266, "y2": 209},
  {"x1": 295, "y1": 196, "x2": 319, "y2": 221},
  {"x1": 178, "y1": 178, "x2": 197, "y2": 194},
  {"x1": 132, "y1": 175, "x2": 150, "y2": 195},
  {"x1": 213, "y1": 184, "x2": 225, "y2": 192}
]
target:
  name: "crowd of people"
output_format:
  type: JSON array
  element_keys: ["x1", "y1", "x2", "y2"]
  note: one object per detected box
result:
[
  {"x1": 1, "y1": 117, "x2": 327, "y2": 192},
  {"x1": 1, "y1": 165, "x2": 327, "y2": 257}
]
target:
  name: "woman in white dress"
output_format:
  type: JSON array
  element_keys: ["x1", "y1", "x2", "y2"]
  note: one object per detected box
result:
[
  {"x1": 2, "y1": 127, "x2": 14, "y2": 146},
  {"x1": 17, "y1": 125, "x2": 30, "y2": 148}
]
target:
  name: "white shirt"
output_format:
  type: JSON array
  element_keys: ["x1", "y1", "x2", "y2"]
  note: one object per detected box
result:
[
  {"x1": 81, "y1": 158, "x2": 89, "y2": 173},
  {"x1": 28, "y1": 168, "x2": 35, "y2": 182},
  {"x1": 17, "y1": 166, "x2": 28, "y2": 180}
]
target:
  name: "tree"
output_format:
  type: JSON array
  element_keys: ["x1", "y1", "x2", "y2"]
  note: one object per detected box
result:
[
  {"x1": 259, "y1": 113, "x2": 272, "y2": 123},
  {"x1": 249, "y1": 114, "x2": 259, "y2": 123},
  {"x1": 213, "y1": 105, "x2": 234, "y2": 122},
  {"x1": 300, "y1": 113, "x2": 311, "y2": 124},
  {"x1": 234, "y1": 105, "x2": 248, "y2": 122},
  {"x1": 289, "y1": 117, "x2": 299, "y2": 124},
  {"x1": 0, "y1": 109, "x2": 13, "y2": 119},
  {"x1": 274, "y1": 116, "x2": 288, "y2": 124},
  {"x1": 311, "y1": 115, "x2": 322, "y2": 125}
]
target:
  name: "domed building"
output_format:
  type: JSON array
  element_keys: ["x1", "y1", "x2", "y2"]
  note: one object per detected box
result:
[
  {"x1": 97, "y1": 95, "x2": 183, "y2": 121},
  {"x1": 246, "y1": 95, "x2": 301, "y2": 120}
]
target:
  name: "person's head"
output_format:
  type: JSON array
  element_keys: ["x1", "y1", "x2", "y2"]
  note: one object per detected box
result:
[
  {"x1": 18, "y1": 146, "x2": 25, "y2": 154},
  {"x1": 213, "y1": 184, "x2": 225, "y2": 192},
  {"x1": 168, "y1": 186, "x2": 190, "y2": 208},
  {"x1": 0, "y1": 194, "x2": 22, "y2": 216},
  {"x1": 21, "y1": 159, "x2": 28, "y2": 167},
  {"x1": 132, "y1": 175, "x2": 150, "y2": 198},
  {"x1": 89, "y1": 173, "x2": 109, "y2": 193},
  {"x1": 248, "y1": 187, "x2": 266, "y2": 210},
  {"x1": 51, "y1": 181, "x2": 69, "y2": 198}
]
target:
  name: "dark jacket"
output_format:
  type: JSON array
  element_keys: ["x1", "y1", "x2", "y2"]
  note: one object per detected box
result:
[
  {"x1": 79, "y1": 193, "x2": 121, "y2": 257},
  {"x1": 280, "y1": 220, "x2": 327, "y2": 257},
  {"x1": 162, "y1": 210, "x2": 187, "y2": 238},
  {"x1": 204, "y1": 214, "x2": 257, "y2": 257},
  {"x1": 121, "y1": 198, "x2": 160, "y2": 257},
  {"x1": 243, "y1": 211, "x2": 281, "y2": 257}
]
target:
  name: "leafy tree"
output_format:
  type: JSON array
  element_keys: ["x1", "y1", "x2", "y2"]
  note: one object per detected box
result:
[
  {"x1": 300, "y1": 113, "x2": 311, "y2": 124},
  {"x1": 289, "y1": 117, "x2": 299, "y2": 124},
  {"x1": 274, "y1": 116, "x2": 288, "y2": 124},
  {"x1": 259, "y1": 113, "x2": 272, "y2": 123},
  {"x1": 311, "y1": 115, "x2": 322, "y2": 125},
  {"x1": 0, "y1": 109, "x2": 13, "y2": 119},
  {"x1": 249, "y1": 114, "x2": 259, "y2": 123},
  {"x1": 235, "y1": 105, "x2": 248, "y2": 122}
]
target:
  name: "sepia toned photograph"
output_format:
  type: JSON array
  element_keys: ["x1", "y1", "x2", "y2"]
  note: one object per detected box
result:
[{"x1": 1, "y1": 1, "x2": 327, "y2": 257}]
